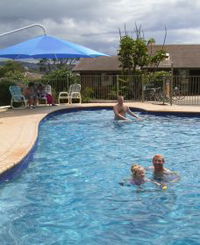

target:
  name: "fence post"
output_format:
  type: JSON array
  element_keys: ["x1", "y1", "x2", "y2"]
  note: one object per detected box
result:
[
  {"x1": 141, "y1": 74, "x2": 144, "y2": 102},
  {"x1": 116, "y1": 75, "x2": 119, "y2": 96},
  {"x1": 169, "y1": 73, "x2": 173, "y2": 106}
]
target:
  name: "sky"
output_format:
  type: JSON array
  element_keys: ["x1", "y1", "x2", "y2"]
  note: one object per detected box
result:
[{"x1": 0, "y1": 0, "x2": 200, "y2": 55}]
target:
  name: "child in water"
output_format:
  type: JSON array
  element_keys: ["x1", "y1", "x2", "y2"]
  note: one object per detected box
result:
[
  {"x1": 120, "y1": 164, "x2": 167, "y2": 190},
  {"x1": 119, "y1": 164, "x2": 149, "y2": 186},
  {"x1": 130, "y1": 164, "x2": 148, "y2": 185}
]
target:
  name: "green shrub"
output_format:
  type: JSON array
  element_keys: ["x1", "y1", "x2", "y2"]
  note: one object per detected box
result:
[
  {"x1": 0, "y1": 78, "x2": 16, "y2": 106},
  {"x1": 0, "y1": 61, "x2": 25, "y2": 78},
  {"x1": 82, "y1": 87, "x2": 95, "y2": 103}
]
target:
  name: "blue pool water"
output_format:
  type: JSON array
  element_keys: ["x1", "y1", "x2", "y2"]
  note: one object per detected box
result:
[{"x1": 0, "y1": 109, "x2": 200, "y2": 244}]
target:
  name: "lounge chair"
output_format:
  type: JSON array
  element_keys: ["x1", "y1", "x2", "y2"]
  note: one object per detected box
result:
[
  {"x1": 58, "y1": 83, "x2": 82, "y2": 104},
  {"x1": 9, "y1": 85, "x2": 28, "y2": 109}
]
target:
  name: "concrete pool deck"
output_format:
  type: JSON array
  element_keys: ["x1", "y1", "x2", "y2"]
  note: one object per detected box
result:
[{"x1": 0, "y1": 102, "x2": 200, "y2": 176}]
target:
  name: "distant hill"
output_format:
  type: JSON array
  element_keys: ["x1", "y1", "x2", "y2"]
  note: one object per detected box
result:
[
  {"x1": 0, "y1": 60, "x2": 77, "y2": 72},
  {"x1": 0, "y1": 60, "x2": 40, "y2": 71}
]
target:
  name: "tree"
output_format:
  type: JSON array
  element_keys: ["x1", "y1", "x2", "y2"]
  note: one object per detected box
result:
[
  {"x1": 117, "y1": 25, "x2": 170, "y2": 100},
  {"x1": 0, "y1": 61, "x2": 29, "y2": 105},
  {"x1": 118, "y1": 26, "x2": 167, "y2": 75},
  {"x1": 118, "y1": 35, "x2": 135, "y2": 74},
  {"x1": 0, "y1": 60, "x2": 25, "y2": 78}
]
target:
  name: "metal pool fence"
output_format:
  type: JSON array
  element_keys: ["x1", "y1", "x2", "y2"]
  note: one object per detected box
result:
[{"x1": 48, "y1": 75, "x2": 200, "y2": 105}]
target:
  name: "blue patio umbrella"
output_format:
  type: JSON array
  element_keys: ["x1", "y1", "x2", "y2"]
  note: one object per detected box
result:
[{"x1": 0, "y1": 35, "x2": 109, "y2": 59}]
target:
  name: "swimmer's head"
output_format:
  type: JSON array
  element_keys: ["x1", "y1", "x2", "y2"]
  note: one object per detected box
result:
[
  {"x1": 117, "y1": 96, "x2": 124, "y2": 104},
  {"x1": 153, "y1": 154, "x2": 165, "y2": 165},
  {"x1": 131, "y1": 164, "x2": 146, "y2": 178},
  {"x1": 152, "y1": 154, "x2": 165, "y2": 172}
]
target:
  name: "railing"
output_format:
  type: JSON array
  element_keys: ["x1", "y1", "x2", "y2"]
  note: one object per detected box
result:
[
  {"x1": 144, "y1": 75, "x2": 200, "y2": 105},
  {"x1": 46, "y1": 75, "x2": 200, "y2": 105}
]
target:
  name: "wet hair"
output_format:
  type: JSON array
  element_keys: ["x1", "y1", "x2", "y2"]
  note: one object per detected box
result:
[
  {"x1": 131, "y1": 164, "x2": 145, "y2": 176},
  {"x1": 153, "y1": 154, "x2": 165, "y2": 162}
]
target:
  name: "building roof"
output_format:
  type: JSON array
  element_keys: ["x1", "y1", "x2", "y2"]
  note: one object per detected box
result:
[
  {"x1": 73, "y1": 56, "x2": 122, "y2": 72},
  {"x1": 73, "y1": 44, "x2": 200, "y2": 72}
]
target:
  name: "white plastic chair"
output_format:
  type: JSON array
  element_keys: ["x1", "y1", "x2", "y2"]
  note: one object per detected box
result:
[
  {"x1": 58, "y1": 91, "x2": 69, "y2": 104},
  {"x1": 58, "y1": 83, "x2": 81, "y2": 104},
  {"x1": 9, "y1": 85, "x2": 28, "y2": 109},
  {"x1": 69, "y1": 83, "x2": 81, "y2": 104}
]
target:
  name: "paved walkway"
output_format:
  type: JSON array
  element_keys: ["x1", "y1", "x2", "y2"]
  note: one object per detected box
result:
[{"x1": 0, "y1": 102, "x2": 200, "y2": 175}]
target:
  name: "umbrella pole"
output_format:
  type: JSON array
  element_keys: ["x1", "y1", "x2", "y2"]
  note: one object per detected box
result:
[{"x1": 0, "y1": 24, "x2": 47, "y2": 37}]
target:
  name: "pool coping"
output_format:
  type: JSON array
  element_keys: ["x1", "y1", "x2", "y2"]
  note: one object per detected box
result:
[{"x1": 0, "y1": 102, "x2": 200, "y2": 179}]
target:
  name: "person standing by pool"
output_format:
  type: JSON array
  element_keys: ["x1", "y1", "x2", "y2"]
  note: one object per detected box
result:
[{"x1": 113, "y1": 96, "x2": 140, "y2": 120}]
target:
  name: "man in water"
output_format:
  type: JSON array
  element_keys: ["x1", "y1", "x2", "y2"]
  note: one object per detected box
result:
[
  {"x1": 149, "y1": 154, "x2": 180, "y2": 184},
  {"x1": 113, "y1": 96, "x2": 140, "y2": 120},
  {"x1": 152, "y1": 154, "x2": 171, "y2": 174}
]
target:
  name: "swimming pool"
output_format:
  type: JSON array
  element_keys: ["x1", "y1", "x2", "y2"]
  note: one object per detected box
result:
[{"x1": 0, "y1": 109, "x2": 200, "y2": 244}]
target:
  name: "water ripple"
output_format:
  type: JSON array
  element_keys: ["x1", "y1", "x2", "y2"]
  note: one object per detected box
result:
[{"x1": 0, "y1": 110, "x2": 200, "y2": 244}]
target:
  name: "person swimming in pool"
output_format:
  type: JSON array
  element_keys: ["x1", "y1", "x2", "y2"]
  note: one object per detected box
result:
[
  {"x1": 120, "y1": 164, "x2": 165, "y2": 188},
  {"x1": 148, "y1": 154, "x2": 180, "y2": 184},
  {"x1": 113, "y1": 96, "x2": 140, "y2": 121},
  {"x1": 130, "y1": 164, "x2": 149, "y2": 185},
  {"x1": 119, "y1": 164, "x2": 149, "y2": 186}
]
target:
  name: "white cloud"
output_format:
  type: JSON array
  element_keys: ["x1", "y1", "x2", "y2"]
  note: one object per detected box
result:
[{"x1": 0, "y1": 0, "x2": 200, "y2": 54}]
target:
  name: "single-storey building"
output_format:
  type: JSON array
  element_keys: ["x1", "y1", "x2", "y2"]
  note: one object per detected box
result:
[
  {"x1": 74, "y1": 44, "x2": 200, "y2": 76},
  {"x1": 73, "y1": 45, "x2": 200, "y2": 98}
]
